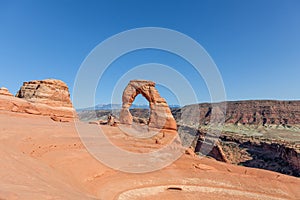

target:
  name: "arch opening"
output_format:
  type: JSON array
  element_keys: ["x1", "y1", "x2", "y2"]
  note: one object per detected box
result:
[
  {"x1": 119, "y1": 80, "x2": 177, "y2": 130},
  {"x1": 129, "y1": 94, "x2": 150, "y2": 125}
]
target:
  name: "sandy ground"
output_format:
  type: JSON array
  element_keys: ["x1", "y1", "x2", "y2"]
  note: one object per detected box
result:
[{"x1": 0, "y1": 110, "x2": 299, "y2": 200}]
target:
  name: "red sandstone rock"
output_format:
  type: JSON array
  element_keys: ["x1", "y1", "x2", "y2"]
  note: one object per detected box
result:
[
  {"x1": 0, "y1": 79, "x2": 76, "y2": 121},
  {"x1": 107, "y1": 115, "x2": 115, "y2": 126},
  {"x1": 16, "y1": 79, "x2": 73, "y2": 108},
  {"x1": 0, "y1": 87, "x2": 13, "y2": 96},
  {"x1": 185, "y1": 147, "x2": 196, "y2": 157},
  {"x1": 0, "y1": 112, "x2": 299, "y2": 200},
  {"x1": 89, "y1": 121, "x2": 100, "y2": 125},
  {"x1": 119, "y1": 80, "x2": 177, "y2": 130},
  {"x1": 177, "y1": 100, "x2": 300, "y2": 127},
  {"x1": 50, "y1": 115, "x2": 72, "y2": 122}
]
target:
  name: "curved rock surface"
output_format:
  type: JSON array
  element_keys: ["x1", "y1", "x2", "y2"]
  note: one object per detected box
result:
[
  {"x1": 0, "y1": 87, "x2": 13, "y2": 96},
  {"x1": 120, "y1": 80, "x2": 177, "y2": 130},
  {"x1": 0, "y1": 112, "x2": 299, "y2": 199}
]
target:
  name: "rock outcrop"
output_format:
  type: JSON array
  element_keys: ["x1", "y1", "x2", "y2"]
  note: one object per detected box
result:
[
  {"x1": 1, "y1": 110, "x2": 300, "y2": 199},
  {"x1": 77, "y1": 100, "x2": 300, "y2": 176},
  {"x1": 16, "y1": 79, "x2": 73, "y2": 108},
  {"x1": 0, "y1": 79, "x2": 76, "y2": 122},
  {"x1": 173, "y1": 100, "x2": 300, "y2": 127},
  {"x1": 0, "y1": 87, "x2": 13, "y2": 96},
  {"x1": 216, "y1": 132, "x2": 300, "y2": 177},
  {"x1": 120, "y1": 80, "x2": 177, "y2": 130},
  {"x1": 107, "y1": 115, "x2": 116, "y2": 126},
  {"x1": 173, "y1": 100, "x2": 300, "y2": 177}
]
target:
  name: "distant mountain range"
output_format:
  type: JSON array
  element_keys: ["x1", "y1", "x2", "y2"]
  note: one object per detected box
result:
[{"x1": 76, "y1": 103, "x2": 180, "y2": 111}]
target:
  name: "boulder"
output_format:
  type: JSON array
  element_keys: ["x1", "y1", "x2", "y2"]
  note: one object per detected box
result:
[{"x1": 107, "y1": 115, "x2": 115, "y2": 126}]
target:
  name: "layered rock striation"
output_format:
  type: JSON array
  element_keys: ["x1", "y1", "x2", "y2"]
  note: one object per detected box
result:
[
  {"x1": 16, "y1": 79, "x2": 73, "y2": 108},
  {"x1": 173, "y1": 100, "x2": 300, "y2": 177},
  {"x1": 173, "y1": 100, "x2": 300, "y2": 127},
  {"x1": 120, "y1": 80, "x2": 177, "y2": 130},
  {"x1": 0, "y1": 87, "x2": 13, "y2": 96},
  {"x1": 0, "y1": 79, "x2": 76, "y2": 121}
]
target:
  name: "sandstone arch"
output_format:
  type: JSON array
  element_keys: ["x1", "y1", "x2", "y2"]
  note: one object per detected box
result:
[{"x1": 119, "y1": 80, "x2": 177, "y2": 130}]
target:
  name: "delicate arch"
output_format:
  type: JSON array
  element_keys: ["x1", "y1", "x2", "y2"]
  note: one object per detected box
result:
[{"x1": 119, "y1": 80, "x2": 177, "y2": 130}]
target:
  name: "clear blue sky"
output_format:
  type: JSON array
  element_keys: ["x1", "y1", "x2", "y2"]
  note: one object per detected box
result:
[{"x1": 1, "y1": 0, "x2": 299, "y2": 108}]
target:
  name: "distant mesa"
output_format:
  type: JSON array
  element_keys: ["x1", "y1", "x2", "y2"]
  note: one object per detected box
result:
[
  {"x1": 120, "y1": 80, "x2": 177, "y2": 130},
  {"x1": 0, "y1": 79, "x2": 76, "y2": 122},
  {"x1": 174, "y1": 100, "x2": 300, "y2": 127}
]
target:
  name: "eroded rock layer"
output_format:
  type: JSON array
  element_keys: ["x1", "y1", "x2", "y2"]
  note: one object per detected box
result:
[
  {"x1": 120, "y1": 80, "x2": 177, "y2": 130},
  {"x1": 0, "y1": 79, "x2": 76, "y2": 121},
  {"x1": 173, "y1": 100, "x2": 300, "y2": 127},
  {"x1": 0, "y1": 87, "x2": 13, "y2": 96},
  {"x1": 173, "y1": 100, "x2": 300, "y2": 177},
  {"x1": 0, "y1": 112, "x2": 299, "y2": 199},
  {"x1": 16, "y1": 79, "x2": 73, "y2": 108}
]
